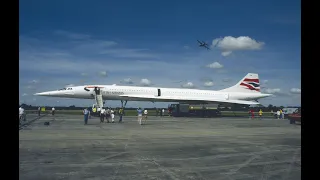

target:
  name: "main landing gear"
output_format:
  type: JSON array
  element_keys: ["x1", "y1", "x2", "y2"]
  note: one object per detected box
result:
[{"x1": 121, "y1": 100, "x2": 128, "y2": 108}]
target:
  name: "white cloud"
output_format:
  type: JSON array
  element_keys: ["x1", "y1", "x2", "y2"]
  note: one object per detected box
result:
[
  {"x1": 183, "y1": 45, "x2": 190, "y2": 49},
  {"x1": 206, "y1": 62, "x2": 224, "y2": 69},
  {"x1": 121, "y1": 78, "x2": 134, "y2": 84},
  {"x1": 140, "y1": 79, "x2": 151, "y2": 86},
  {"x1": 30, "y1": 80, "x2": 39, "y2": 84},
  {"x1": 99, "y1": 71, "x2": 108, "y2": 77},
  {"x1": 204, "y1": 81, "x2": 214, "y2": 87},
  {"x1": 65, "y1": 84, "x2": 75, "y2": 87},
  {"x1": 290, "y1": 88, "x2": 301, "y2": 94},
  {"x1": 22, "y1": 93, "x2": 28, "y2": 96},
  {"x1": 221, "y1": 51, "x2": 232, "y2": 57},
  {"x1": 81, "y1": 73, "x2": 88, "y2": 76},
  {"x1": 212, "y1": 36, "x2": 265, "y2": 56},
  {"x1": 26, "y1": 85, "x2": 35, "y2": 89},
  {"x1": 222, "y1": 78, "x2": 232, "y2": 82},
  {"x1": 53, "y1": 30, "x2": 91, "y2": 40},
  {"x1": 181, "y1": 82, "x2": 195, "y2": 88},
  {"x1": 99, "y1": 48, "x2": 157, "y2": 59},
  {"x1": 264, "y1": 88, "x2": 281, "y2": 94}
]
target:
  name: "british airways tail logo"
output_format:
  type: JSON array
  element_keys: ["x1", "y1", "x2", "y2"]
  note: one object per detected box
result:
[{"x1": 240, "y1": 78, "x2": 260, "y2": 92}]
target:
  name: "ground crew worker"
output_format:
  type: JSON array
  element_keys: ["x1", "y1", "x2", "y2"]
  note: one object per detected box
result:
[
  {"x1": 259, "y1": 109, "x2": 263, "y2": 120},
  {"x1": 143, "y1": 109, "x2": 148, "y2": 123},
  {"x1": 118, "y1": 108, "x2": 123, "y2": 123},
  {"x1": 38, "y1": 106, "x2": 41, "y2": 116},
  {"x1": 111, "y1": 109, "x2": 115, "y2": 123},
  {"x1": 280, "y1": 109, "x2": 283, "y2": 119},
  {"x1": 137, "y1": 107, "x2": 143, "y2": 125},
  {"x1": 100, "y1": 108, "x2": 106, "y2": 123},
  {"x1": 83, "y1": 108, "x2": 89, "y2": 125},
  {"x1": 92, "y1": 107, "x2": 96, "y2": 116},
  {"x1": 51, "y1": 107, "x2": 55, "y2": 116}
]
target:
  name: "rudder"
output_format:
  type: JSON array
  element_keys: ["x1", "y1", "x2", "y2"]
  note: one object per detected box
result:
[{"x1": 220, "y1": 73, "x2": 261, "y2": 93}]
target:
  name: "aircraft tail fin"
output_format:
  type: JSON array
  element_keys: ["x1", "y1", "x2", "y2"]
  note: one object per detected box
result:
[{"x1": 220, "y1": 73, "x2": 261, "y2": 93}]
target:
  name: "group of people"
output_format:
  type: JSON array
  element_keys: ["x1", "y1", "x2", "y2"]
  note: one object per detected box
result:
[
  {"x1": 137, "y1": 107, "x2": 148, "y2": 125},
  {"x1": 248, "y1": 109, "x2": 286, "y2": 120},
  {"x1": 248, "y1": 109, "x2": 263, "y2": 119},
  {"x1": 276, "y1": 109, "x2": 285, "y2": 119},
  {"x1": 83, "y1": 107, "x2": 124, "y2": 125},
  {"x1": 99, "y1": 107, "x2": 116, "y2": 123}
]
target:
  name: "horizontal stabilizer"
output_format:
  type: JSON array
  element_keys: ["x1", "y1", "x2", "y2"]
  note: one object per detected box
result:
[{"x1": 119, "y1": 95, "x2": 259, "y2": 105}]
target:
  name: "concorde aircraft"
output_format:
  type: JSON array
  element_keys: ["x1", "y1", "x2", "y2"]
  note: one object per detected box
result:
[{"x1": 34, "y1": 73, "x2": 272, "y2": 108}]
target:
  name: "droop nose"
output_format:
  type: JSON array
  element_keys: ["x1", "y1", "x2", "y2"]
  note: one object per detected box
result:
[{"x1": 34, "y1": 92, "x2": 52, "y2": 96}]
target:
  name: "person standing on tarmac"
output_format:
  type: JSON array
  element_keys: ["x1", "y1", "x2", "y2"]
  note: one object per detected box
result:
[
  {"x1": 143, "y1": 109, "x2": 148, "y2": 124},
  {"x1": 106, "y1": 107, "x2": 111, "y2": 123},
  {"x1": 137, "y1": 107, "x2": 143, "y2": 125},
  {"x1": 51, "y1": 107, "x2": 55, "y2": 116},
  {"x1": 118, "y1": 108, "x2": 123, "y2": 123},
  {"x1": 38, "y1": 106, "x2": 41, "y2": 116},
  {"x1": 19, "y1": 106, "x2": 25, "y2": 124},
  {"x1": 83, "y1": 108, "x2": 89, "y2": 125},
  {"x1": 276, "y1": 110, "x2": 280, "y2": 119},
  {"x1": 111, "y1": 109, "x2": 115, "y2": 123},
  {"x1": 100, "y1": 108, "x2": 106, "y2": 123},
  {"x1": 259, "y1": 109, "x2": 263, "y2": 120}
]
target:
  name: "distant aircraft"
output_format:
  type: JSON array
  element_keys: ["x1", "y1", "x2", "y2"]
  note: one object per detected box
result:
[
  {"x1": 197, "y1": 40, "x2": 210, "y2": 50},
  {"x1": 34, "y1": 73, "x2": 272, "y2": 109}
]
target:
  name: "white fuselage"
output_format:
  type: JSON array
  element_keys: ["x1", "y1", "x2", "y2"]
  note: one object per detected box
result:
[{"x1": 36, "y1": 85, "x2": 270, "y2": 102}]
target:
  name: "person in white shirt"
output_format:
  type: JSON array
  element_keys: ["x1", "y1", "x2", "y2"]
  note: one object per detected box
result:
[
  {"x1": 19, "y1": 106, "x2": 25, "y2": 123},
  {"x1": 51, "y1": 107, "x2": 55, "y2": 116},
  {"x1": 97, "y1": 107, "x2": 101, "y2": 117},
  {"x1": 100, "y1": 108, "x2": 106, "y2": 123},
  {"x1": 110, "y1": 109, "x2": 115, "y2": 123},
  {"x1": 38, "y1": 106, "x2": 41, "y2": 116},
  {"x1": 143, "y1": 109, "x2": 148, "y2": 123},
  {"x1": 276, "y1": 110, "x2": 280, "y2": 119},
  {"x1": 162, "y1": 109, "x2": 165, "y2": 116}
]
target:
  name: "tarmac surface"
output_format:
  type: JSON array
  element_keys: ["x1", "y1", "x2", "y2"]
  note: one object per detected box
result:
[{"x1": 19, "y1": 114, "x2": 301, "y2": 180}]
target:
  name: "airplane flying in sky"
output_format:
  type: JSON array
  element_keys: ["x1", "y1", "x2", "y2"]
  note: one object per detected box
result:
[
  {"x1": 197, "y1": 40, "x2": 210, "y2": 50},
  {"x1": 34, "y1": 73, "x2": 272, "y2": 108}
]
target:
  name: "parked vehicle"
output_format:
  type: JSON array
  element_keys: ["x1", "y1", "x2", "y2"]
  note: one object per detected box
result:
[{"x1": 287, "y1": 108, "x2": 301, "y2": 124}]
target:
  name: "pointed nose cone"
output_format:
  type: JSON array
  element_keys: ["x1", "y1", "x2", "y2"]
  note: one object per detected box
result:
[{"x1": 34, "y1": 92, "x2": 51, "y2": 96}]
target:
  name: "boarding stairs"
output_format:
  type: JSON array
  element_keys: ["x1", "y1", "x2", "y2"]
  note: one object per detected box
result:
[{"x1": 95, "y1": 93, "x2": 104, "y2": 108}]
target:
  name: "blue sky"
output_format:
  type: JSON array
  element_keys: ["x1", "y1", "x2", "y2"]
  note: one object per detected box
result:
[{"x1": 19, "y1": 0, "x2": 301, "y2": 108}]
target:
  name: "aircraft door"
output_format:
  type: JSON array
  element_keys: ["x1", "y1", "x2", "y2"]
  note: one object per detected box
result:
[
  {"x1": 158, "y1": 89, "x2": 161, "y2": 96},
  {"x1": 94, "y1": 87, "x2": 101, "y2": 95},
  {"x1": 225, "y1": 93, "x2": 229, "y2": 100}
]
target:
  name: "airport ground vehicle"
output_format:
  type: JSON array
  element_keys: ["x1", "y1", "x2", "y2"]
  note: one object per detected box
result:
[
  {"x1": 287, "y1": 108, "x2": 301, "y2": 124},
  {"x1": 169, "y1": 103, "x2": 221, "y2": 117},
  {"x1": 283, "y1": 107, "x2": 299, "y2": 118}
]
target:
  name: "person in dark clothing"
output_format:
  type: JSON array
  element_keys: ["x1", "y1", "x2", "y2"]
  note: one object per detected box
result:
[
  {"x1": 38, "y1": 106, "x2": 41, "y2": 116},
  {"x1": 83, "y1": 108, "x2": 89, "y2": 125}
]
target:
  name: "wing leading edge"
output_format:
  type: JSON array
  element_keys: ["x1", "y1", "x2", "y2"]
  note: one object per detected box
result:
[{"x1": 119, "y1": 95, "x2": 259, "y2": 105}]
